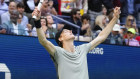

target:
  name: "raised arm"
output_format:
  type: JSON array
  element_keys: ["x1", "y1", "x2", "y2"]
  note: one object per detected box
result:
[
  {"x1": 32, "y1": 8, "x2": 56, "y2": 56},
  {"x1": 89, "y1": 7, "x2": 120, "y2": 50}
]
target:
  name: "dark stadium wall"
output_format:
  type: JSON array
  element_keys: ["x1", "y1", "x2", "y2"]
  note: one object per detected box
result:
[{"x1": 0, "y1": 34, "x2": 140, "y2": 79}]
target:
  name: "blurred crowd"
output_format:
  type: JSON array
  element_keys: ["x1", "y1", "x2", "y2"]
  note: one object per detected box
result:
[{"x1": 0, "y1": 0, "x2": 140, "y2": 47}]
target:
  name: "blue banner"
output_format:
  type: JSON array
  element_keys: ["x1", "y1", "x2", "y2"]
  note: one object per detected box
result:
[{"x1": 0, "y1": 34, "x2": 140, "y2": 79}]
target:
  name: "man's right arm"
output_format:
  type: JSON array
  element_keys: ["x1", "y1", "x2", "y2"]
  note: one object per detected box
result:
[
  {"x1": 32, "y1": 7, "x2": 56, "y2": 57},
  {"x1": 36, "y1": 27, "x2": 56, "y2": 57}
]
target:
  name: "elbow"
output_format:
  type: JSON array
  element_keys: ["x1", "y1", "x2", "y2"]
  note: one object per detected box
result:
[{"x1": 98, "y1": 35, "x2": 107, "y2": 43}]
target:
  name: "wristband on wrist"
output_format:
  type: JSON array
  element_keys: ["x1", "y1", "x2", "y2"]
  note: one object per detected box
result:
[{"x1": 34, "y1": 19, "x2": 41, "y2": 28}]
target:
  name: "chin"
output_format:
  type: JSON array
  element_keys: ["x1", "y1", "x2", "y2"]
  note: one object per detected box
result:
[{"x1": 71, "y1": 35, "x2": 75, "y2": 39}]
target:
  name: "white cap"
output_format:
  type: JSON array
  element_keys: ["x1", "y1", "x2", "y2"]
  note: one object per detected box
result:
[{"x1": 113, "y1": 24, "x2": 120, "y2": 31}]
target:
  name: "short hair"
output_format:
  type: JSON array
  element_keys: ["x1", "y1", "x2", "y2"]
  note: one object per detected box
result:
[
  {"x1": 71, "y1": 8, "x2": 80, "y2": 18},
  {"x1": 9, "y1": 1, "x2": 17, "y2": 7},
  {"x1": 17, "y1": 2, "x2": 24, "y2": 8},
  {"x1": 81, "y1": 14, "x2": 90, "y2": 22}
]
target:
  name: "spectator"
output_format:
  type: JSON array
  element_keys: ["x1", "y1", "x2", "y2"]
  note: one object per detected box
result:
[
  {"x1": 75, "y1": 0, "x2": 88, "y2": 13},
  {"x1": 93, "y1": 15, "x2": 107, "y2": 37},
  {"x1": 30, "y1": 0, "x2": 58, "y2": 28},
  {"x1": 102, "y1": 6, "x2": 107, "y2": 16},
  {"x1": 0, "y1": 0, "x2": 8, "y2": 25},
  {"x1": 25, "y1": 24, "x2": 33, "y2": 36},
  {"x1": 10, "y1": 0, "x2": 23, "y2": 3},
  {"x1": 32, "y1": 15, "x2": 57, "y2": 38},
  {"x1": 0, "y1": 0, "x2": 8, "y2": 16},
  {"x1": 124, "y1": 15, "x2": 139, "y2": 33},
  {"x1": 31, "y1": 17, "x2": 48, "y2": 37},
  {"x1": 125, "y1": 28, "x2": 140, "y2": 46},
  {"x1": 1, "y1": 1, "x2": 17, "y2": 24},
  {"x1": 104, "y1": 24, "x2": 123, "y2": 45},
  {"x1": 135, "y1": 35, "x2": 140, "y2": 44},
  {"x1": 17, "y1": 2, "x2": 29, "y2": 29},
  {"x1": 24, "y1": 0, "x2": 39, "y2": 13},
  {"x1": 108, "y1": 11, "x2": 120, "y2": 24},
  {"x1": 52, "y1": 0, "x2": 59, "y2": 13},
  {"x1": 88, "y1": 0, "x2": 113, "y2": 29},
  {"x1": 0, "y1": 10, "x2": 26, "y2": 35},
  {"x1": 23, "y1": 0, "x2": 39, "y2": 20},
  {"x1": 69, "y1": 8, "x2": 89, "y2": 35},
  {"x1": 45, "y1": 15, "x2": 58, "y2": 38},
  {"x1": 81, "y1": 14, "x2": 92, "y2": 36},
  {"x1": 41, "y1": 0, "x2": 57, "y2": 16},
  {"x1": 120, "y1": 0, "x2": 136, "y2": 24}
]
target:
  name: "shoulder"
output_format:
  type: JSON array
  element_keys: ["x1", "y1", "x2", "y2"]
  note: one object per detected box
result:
[
  {"x1": 76, "y1": 43, "x2": 91, "y2": 52},
  {"x1": 2, "y1": 21, "x2": 12, "y2": 28},
  {"x1": 77, "y1": 43, "x2": 91, "y2": 48},
  {"x1": 1, "y1": 12, "x2": 9, "y2": 16},
  {"x1": 54, "y1": 46, "x2": 63, "y2": 51},
  {"x1": 3, "y1": 21, "x2": 11, "y2": 25}
]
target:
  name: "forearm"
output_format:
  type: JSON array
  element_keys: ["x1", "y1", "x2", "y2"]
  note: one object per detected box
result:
[
  {"x1": 90, "y1": 7, "x2": 120, "y2": 50},
  {"x1": 36, "y1": 28, "x2": 56, "y2": 56},
  {"x1": 83, "y1": 0, "x2": 88, "y2": 13},
  {"x1": 36, "y1": 28, "x2": 47, "y2": 44}
]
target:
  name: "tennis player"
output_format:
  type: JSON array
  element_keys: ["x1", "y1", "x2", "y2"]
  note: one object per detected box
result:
[{"x1": 32, "y1": 7, "x2": 120, "y2": 79}]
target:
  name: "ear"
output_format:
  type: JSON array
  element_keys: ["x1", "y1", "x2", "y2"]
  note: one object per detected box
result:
[{"x1": 59, "y1": 37, "x2": 63, "y2": 42}]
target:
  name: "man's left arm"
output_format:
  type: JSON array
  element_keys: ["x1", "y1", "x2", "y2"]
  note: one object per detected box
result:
[{"x1": 89, "y1": 7, "x2": 120, "y2": 51}]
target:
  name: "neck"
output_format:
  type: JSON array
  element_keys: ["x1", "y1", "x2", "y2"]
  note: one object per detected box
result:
[
  {"x1": 48, "y1": 24, "x2": 53, "y2": 28},
  {"x1": 73, "y1": 18, "x2": 78, "y2": 23},
  {"x1": 12, "y1": 21, "x2": 17, "y2": 25},
  {"x1": 63, "y1": 40, "x2": 75, "y2": 53}
]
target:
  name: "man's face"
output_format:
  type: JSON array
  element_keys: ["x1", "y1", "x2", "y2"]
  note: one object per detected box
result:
[
  {"x1": 46, "y1": 15, "x2": 54, "y2": 24},
  {"x1": 59, "y1": 29, "x2": 75, "y2": 42},
  {"x1": 75, "y1": 11, "x2": 81, "y2": 19},
  {"x1": 10, "y1": 11, "x2": 19, "y2": 23},
  {"x1": 9, "y1": 2, "x2": 17, "y2": 13},
  {"x1": 112, "y1": 31, "x2": 119, "y2": 35},
  {"x1": 17, "y1": 7, "x2": 24, "y2": 14}
]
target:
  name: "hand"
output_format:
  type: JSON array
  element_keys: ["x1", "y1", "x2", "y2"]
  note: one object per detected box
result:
[
  {"x1": 0, "y1": 29, "x2": 6, "y2": 34},
  {"x1": 132, "y1": 22, "x2": 137, "y2": 28},
  {"x1": 81, "y1": 23, "x2": 90, "y2": 30},
  {"x1": 27, "y1": 24, "x2": 32, "y2": 30},
  {"x1": 32, "y1": 7, "x2": 41, "y2": 20},
  {"x1": 113, "y1": 7, "x2": 120, "y2": 19},
  {"x1": 32, "y1": 8, "x2": 42, "y2": 28}
]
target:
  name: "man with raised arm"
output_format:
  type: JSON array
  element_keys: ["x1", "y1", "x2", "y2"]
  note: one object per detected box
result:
[{"x1": 32, "y1": 6, "x2": 120, "y2": 79}]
